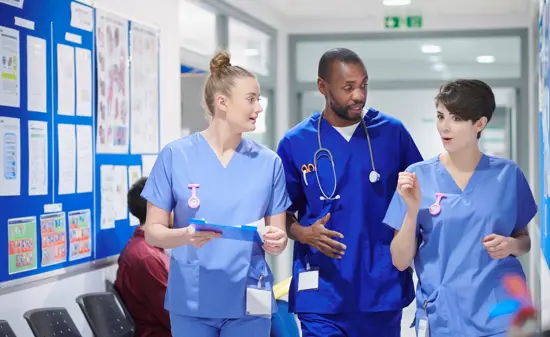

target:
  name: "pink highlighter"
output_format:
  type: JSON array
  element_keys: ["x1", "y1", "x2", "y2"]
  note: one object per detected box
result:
[{"x1": 429, "y1": 193, "x2": 446, "y2": 215}]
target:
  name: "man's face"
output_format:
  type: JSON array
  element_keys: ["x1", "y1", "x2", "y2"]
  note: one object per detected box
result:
[{"x1": 318, "y1": 61, "x2": 368, "y2": 122}]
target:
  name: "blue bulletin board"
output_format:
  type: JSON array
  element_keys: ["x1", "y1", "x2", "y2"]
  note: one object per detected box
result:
[
  {"x1": 0, "y1": 0, "x2": 160, "y2": 288},
  {"x1": 540, "y1": 0, "x2": 550, "y2": 270}
]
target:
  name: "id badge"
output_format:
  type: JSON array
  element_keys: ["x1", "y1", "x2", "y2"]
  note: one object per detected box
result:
[
  {"x1": 246, "y1": 275, "x2": 271, "y2": 317},
  {"x1": 417, "y1": 317, "x2": 429, "y2": 337},
  {"x1": 298, "y1": 263, "x2": 319, "y2": 291}
]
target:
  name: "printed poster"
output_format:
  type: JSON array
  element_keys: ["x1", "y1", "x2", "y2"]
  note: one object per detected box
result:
[
  {"x1": 68, "y1": 209, "x2": 92, "y2": 261},
  {"x1": 95, "y1": 10, "x2": 130, "y2": 154},
  {"x1": 0, "y1": 26, "x2": 20, "y2": 108},
  {"x1": 130, "y1": 23, "x2": 159, "y2": 154},
  {"x1": 8, "y1": 216, "x2": 37, "y2": 274},
  {"x1": 40, "y1": 212, "x2": 67, "y2": 267},
  {"x1": 0, "y1": 116, "x2": 21, "y2": 196}
]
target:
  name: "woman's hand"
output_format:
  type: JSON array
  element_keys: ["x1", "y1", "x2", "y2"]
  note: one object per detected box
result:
[
  {"x1": 482, "y1": 234, "x2": 513, "y2": 259},
  {"x1": 183, "y1": 226, "x2": 221, "y2": 248},
  {"x1": 262, "y1": 226, "x2": 288, "y2": 256},
  {"x1": 397, "y1": 172, "x2": 421, "y2": 212}
]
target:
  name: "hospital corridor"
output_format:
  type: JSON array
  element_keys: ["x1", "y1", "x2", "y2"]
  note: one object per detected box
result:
[{"x1": 1, "y1": 0, "x2": 550, "y2": 336}]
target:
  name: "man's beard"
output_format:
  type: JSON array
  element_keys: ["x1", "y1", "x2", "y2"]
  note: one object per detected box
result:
[{"x1": 329, "y1": 90, "x2": 364, "y2": 121}]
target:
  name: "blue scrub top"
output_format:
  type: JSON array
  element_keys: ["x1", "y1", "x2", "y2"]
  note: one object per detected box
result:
[
  {"x1": 142, "y1": 133, "x2": 292, "y2": 319},
  {"x1": 276, "y1": 109, "x2": 423, "y2": 314},
  {"x1": 383, "y1": 154, "x2": 538, "y2": 336}
]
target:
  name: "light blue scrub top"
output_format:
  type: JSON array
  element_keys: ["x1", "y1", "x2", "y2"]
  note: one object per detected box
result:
[
  {"x1": 277, "y1": 109, "x2": 423, "y2": 314},
  {"x1": 141, "y1": 133, "x2": 292, "y2": 319},
  {"x1": 383, "y1": 154, "x2": 537, "y2": 337}
]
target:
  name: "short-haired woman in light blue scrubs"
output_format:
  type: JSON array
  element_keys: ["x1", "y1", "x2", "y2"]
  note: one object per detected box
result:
[
  {"x1": 141, "y1": 51, "x2": 292, "y2": 337},
  {"x1": 383, "y1": 79, "x2": 537, "y2": 337}
]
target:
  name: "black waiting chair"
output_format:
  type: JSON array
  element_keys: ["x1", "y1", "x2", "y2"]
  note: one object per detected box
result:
[
  {"x1": 104, "y1": 279, "x2": 134, "y2": 326},
  {"x1": 0, "y1": 320, "x2": 17, "y2": 337},
  {"x1": 23, "y1": 307, "x2": 82, "y2": 337},
  {"x1": 76, "y1": 292, "x2": 134, "y2": 337}
]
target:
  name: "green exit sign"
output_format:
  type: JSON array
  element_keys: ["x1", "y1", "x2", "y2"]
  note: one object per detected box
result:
[{"x1": 384, "y1": 15, "x2": 423, "y2": 29}]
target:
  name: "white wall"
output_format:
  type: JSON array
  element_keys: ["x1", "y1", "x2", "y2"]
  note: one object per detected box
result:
[{"x1": 0, "y1": 0, "x2": 181, "y2": 335}]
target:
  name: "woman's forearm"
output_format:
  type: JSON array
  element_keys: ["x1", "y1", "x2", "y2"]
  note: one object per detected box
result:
[
  {"x1": 144, "y1": 222, "x2": 188, "y2": 249},
  {"x1": 390, "y1": 210, "x2": 419, "y2": 271}
]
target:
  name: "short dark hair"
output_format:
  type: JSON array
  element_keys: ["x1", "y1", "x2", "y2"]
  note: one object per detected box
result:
[
  {"x1": 435, "y1": 79, "x2": 495, "y2": 138},
  {"x1": 318, "y1": 48, "x2": 364, "y2": 81},
  {"x1": 128, "y1": 177, "x2": 148, "y2": 225}
]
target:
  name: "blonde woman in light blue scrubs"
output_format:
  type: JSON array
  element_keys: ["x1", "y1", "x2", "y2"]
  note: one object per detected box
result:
[{"x1": 141, "y1": 51, "x2": 291, "y2": 337}]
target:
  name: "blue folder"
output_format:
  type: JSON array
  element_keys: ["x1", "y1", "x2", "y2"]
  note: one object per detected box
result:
[{"x1": 188, "y1": 218, "x2": 263, "y2": 243}]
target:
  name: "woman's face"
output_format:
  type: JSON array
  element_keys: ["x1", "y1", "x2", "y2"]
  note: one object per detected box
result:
[
  {"x1": 216, "y1": 77, "x2": 263, "y2": 133},
  {"x1": 436, "y1": 103, "x2": 486, "y2": 153}
]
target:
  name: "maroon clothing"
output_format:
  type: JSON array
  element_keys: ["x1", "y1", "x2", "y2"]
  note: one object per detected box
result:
[{"x1": 115, "y1": 227, "x2": 171, "y2": 337}]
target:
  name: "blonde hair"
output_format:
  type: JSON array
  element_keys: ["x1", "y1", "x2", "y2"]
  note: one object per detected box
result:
[{"x1": 203, "y1": 51, "x2": 255, "y2": 117}]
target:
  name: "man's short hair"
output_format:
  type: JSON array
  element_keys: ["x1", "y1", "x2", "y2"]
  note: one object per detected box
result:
[
  {"x1": 318, "y1": 48, "x2": 364, "y2": 81},
  {"x1": 128, "y1": 177, "x2": 148, "y2": 225}
]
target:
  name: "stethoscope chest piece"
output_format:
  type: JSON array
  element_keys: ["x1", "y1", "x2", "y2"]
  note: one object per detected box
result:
[{"x1": 369, "y1": 170, "x2": 380, "y2": 183}]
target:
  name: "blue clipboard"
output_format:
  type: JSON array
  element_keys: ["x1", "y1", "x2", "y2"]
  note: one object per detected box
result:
[{"x1": 188, "y1": 218, "x2": 263, "y2": 243}]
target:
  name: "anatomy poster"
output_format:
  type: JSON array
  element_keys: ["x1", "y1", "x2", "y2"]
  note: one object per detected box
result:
[
  {"x1": 130, "y1": 23, "x2": 159, "y2": 154},
  {"x1": 95, "y1": 10, "x2": 130, "y2": 154}
]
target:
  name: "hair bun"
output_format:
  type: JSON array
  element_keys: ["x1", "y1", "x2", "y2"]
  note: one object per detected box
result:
[{"x1": 210, "y1": 51, "x2": 231, "y2": 75}]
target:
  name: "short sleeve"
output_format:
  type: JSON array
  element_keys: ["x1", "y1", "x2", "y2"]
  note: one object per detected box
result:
[
  {"x1": 276, "y1": 136, "x2": 306, "y2": 213},
  {"x1": 141, "y1": 147, "x2": 175, "y2": 212},
  {"x1": 514, "y1": 166, "x2": 538, "y2": 233},
  {"x1": 400, "y1": 124, "x2": 423, "y2": 170},
  {"x1": 265, "y1": 156, "x2": 293, "y2": 216},
  {"x1": 383, "y1": 190, "x2": 409, "y2": 231},
  {"x1": 382, "y1": 166, "x2": 420, "y2": 235}
]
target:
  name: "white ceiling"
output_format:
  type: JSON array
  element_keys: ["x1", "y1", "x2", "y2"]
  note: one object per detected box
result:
[
  {"x1": 294, "y1": 36, "x2": 522, "y2": 82},
  {"x1": 253, "y1": 0, "x2": 529, "y2": 19}
]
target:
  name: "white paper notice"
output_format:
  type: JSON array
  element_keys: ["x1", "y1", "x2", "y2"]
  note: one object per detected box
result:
[
  {"x1": 100, "y1": 165, "x2": 116, "y2": 229},
  {"x1": 96, "y1": 10, "x2": 130, "y2": 154},
  {"x1": 0, "y1": 26, "x2": 21, "y2": 108},
  {"x1": 0, "y1": 0, "x2": 24, "y2": 8},
  {"x1": 57, "y1": 124, "x2": 76, "y2": 194},
  {"x1": 130, "y1": 23, "x2": 159, "y2": 154},
  {"x1": 114, "y1": 165, "x2": 128, "y2": 220},
  {"x1": 28, "y1": 120, "x2": 48, "y2": 196},
  {"x1": 70, "y1": 1, "x2": 93, "y2": 32},
  {"x1": 141, "y1": 154, "x2": 157, "y2": 177},
  {"x1": 128, "y1": 165, "x2": 142, "y2": 226},
  {"x1": 75, "y1": 48, "x2": 91, "y2": 117},
  {"x1": 0, "y1": 117, "x2": 20, "y2": 196},
  {"x1": 57, "y1": 44, "x2": 75, "y2": 116},
  {"x1": 27, "y1": 36, "x2": 47, "y2": 112},
  {"x1": 76, "y1": 125, "x2": 92, "y2": 193}
]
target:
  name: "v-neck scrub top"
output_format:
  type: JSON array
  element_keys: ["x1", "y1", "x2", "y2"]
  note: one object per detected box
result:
[
  {"x1": 141, "y1": 133, "x2": 292, "y2": 319},
  {"x1": 383, "y1": 154, "x2": 537, "y2": 337}
]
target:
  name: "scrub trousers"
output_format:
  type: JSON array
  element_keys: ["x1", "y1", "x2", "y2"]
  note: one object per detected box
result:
[
  {"x1": 298, "y1": 310, "x2": 402, "y2": 337},
  {"x1": 170, "y1": 313, "x2": 271, "y2": 337}
]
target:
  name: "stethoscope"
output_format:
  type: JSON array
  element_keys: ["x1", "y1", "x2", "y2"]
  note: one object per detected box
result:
[{"x1": 313, "y1": 113, "x2": 380, "y2": 201}]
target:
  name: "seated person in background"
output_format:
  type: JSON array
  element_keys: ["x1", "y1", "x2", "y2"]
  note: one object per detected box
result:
[{"x1": 115, "y1": 177, "x2": 171, "y2": 337}]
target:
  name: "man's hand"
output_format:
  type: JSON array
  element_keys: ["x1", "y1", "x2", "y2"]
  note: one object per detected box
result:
[{"x1": 299, "y1": 213, "x2": 346, "y2": 259}]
